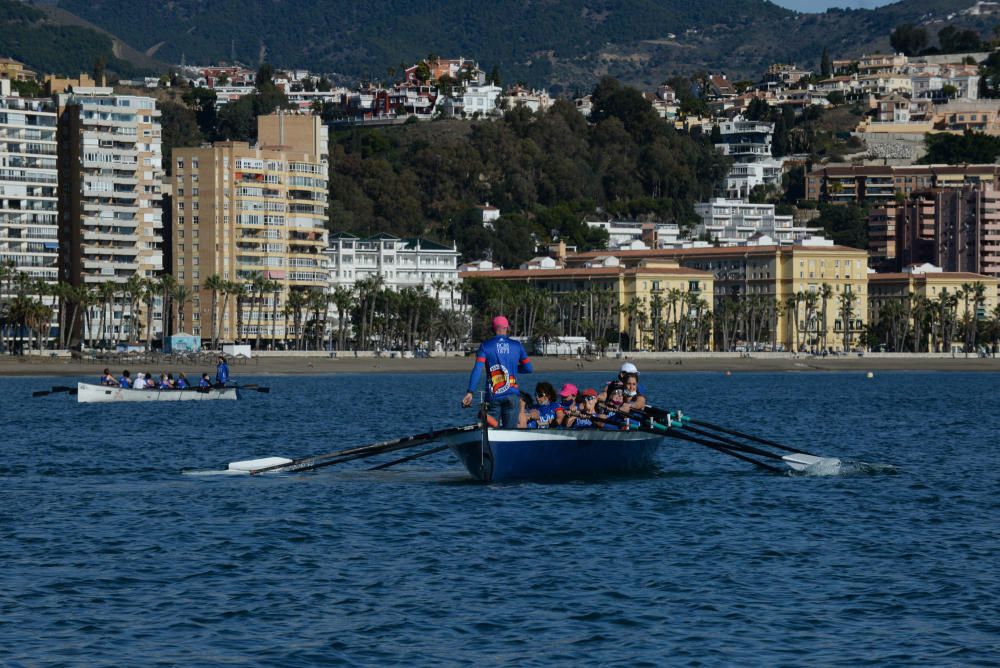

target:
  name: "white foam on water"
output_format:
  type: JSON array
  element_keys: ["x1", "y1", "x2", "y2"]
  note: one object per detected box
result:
[{"x1": 792, "y1": 459, "x2": 899, "y2": 477}]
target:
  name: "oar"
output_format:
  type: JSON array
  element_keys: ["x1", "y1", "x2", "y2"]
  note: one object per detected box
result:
[
  {"x1": 682, "y1": 416, "x2": 812, "y2": 456},
  {"x1": 228, "y1": 423, "x2": 479, "y2": 475},
  {"x1": 32, "y1": 385, "x2": 73, "y2": 397},
  {"x1": 579, "y1": 406, "x2": 783, "y2": 473},
  {"x1": 602, "y1": 404, "x2": 827, "y2": 473},
  {"x1": 367, "y1": 444, "x2": 450, "y2": 471}
]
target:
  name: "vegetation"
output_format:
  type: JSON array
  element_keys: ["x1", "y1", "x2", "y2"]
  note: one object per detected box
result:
[
  {"x1": 0, "y1": 0, "x2": 144, "y2": 78},
  {"x1": 868, "y1": 283, "x2": 996, "y2": 354},
  {"x1": 54, "y1": 0, "x2": 985, "y2": 86},
  {"x1": 814, "y1": 204, "x2": 869, "y2": 250},
  {"x1": 328, "y1": 78, "x2": 728, "y2": 266},
  {"x1": 919, "y1": 131, "x2": 1000, "y2": 165}
]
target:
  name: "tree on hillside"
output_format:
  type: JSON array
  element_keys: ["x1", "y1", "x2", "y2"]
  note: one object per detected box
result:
[
  {"x1": 820, "y1": 47, "x2": 832, "y2": 78},
  {"x1": 159, "y1": 101, "x2": 203, "y2": 171},
  {"x1": 816, "y1": 203, "x2": 868, "y2": 249},
  {"x1": 938, "y1": 26, "x2": 982, "y2": 54},
  {"x1": 919, "y1": 130, "x2": 1000, "y2": 164},
  {"x1": 890, "y1": 23, "x2": 929, "y2": 56}
]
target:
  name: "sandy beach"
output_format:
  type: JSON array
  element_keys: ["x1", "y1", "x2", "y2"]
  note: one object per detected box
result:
[{"x1": 3, "y1": 353, "x2": 1000, "y2": 377}]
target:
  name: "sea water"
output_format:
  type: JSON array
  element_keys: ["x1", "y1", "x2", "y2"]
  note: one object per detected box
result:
[{"x1": 1, "y1": 371, "x2": 999, "y2": 665}]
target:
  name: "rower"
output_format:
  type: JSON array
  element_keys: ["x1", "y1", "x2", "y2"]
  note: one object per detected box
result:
[
  {"x1": 199, "y1": 373, "x2": 212, "y2": 388},
  {"x1": 118, "y1": 370, "x2": 132, "y2": 389},
  {"x1": 100, "y1": 368, "x2": 116, "y2": 386},
  {"x1": 176, "y1": 372, "x2": 190, "y2": 389},
  {"x1": 215, "y1": 356, "x2": 230, "y2": 387}
]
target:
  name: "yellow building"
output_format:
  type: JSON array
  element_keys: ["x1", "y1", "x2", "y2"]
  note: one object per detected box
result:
[
  {"x1": 567, "y1": 242, "x2": 871, "y2": 352},
  {"x1": 460, "y1": 260, "x2": 715, "y2": 351},
  {"x1": 869, "y1": 269, "x2": 998, "y2": 352},
  {"x1": 0, "y1": 57, "x2": 35, "y2": 82},
  {"x1": 172, "y1": 114, "x2": 328, "y2": 345},
  {"x1": 44, "y1": 73, "x2": 102, "y2": 95}
]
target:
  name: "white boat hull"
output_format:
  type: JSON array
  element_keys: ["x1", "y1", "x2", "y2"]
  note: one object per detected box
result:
[{"x1": 77, "y1": 382, "x2": 238, "y2": 403}]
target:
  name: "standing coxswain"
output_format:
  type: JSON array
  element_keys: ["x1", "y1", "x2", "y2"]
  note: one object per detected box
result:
[{"x1": 462, "y1": 315, "x2": 533, "y2": 428}]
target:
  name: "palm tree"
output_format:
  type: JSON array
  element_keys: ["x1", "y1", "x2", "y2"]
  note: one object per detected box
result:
[
  {"x1": 172, "y1": 284, "x2": 194, "y2": 335},
  {"x1": 160, "y1": 274, "x2": 177, "y2": 341},
  {"x1": 819, "y1": 283, "x2": 833, "y2": 352},
  {"x1": 204, "y1": 274, "x2": 225, "y2": 350},
  {"x1": 838, "y1": 290, "x2": 858, "y2": 351},
  {"x1": 330, "y1": 285, "x2": 354, "y2": 350}
]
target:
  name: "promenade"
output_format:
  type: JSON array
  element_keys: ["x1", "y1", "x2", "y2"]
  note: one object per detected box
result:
[{"x1": 2, "y1": 352, "x2": 1000, "y2": 376}]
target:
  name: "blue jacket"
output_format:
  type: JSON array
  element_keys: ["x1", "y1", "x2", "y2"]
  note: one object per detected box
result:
[
  {"x1": 216, "y1": 362, "x2": 229, "y2": 385},
  {"x1": 466, "y1": 335, "x2": 532, "y2": 399},
  {"x1": 119, "y1": 376, "x2": 132, "y2": 388}
]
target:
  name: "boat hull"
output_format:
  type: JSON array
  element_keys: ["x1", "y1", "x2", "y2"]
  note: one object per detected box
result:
[
  {"x1": 77, "y1": 382, "x2": 238, "y2": 403},
  {"x1": 443, "y1": 427, "x2": 664, "y2": 482}
]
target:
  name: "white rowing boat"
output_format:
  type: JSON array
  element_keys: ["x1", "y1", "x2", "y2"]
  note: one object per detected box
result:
[{"x1": 77, "y1": 382, "x2": 238, "y2": 403}]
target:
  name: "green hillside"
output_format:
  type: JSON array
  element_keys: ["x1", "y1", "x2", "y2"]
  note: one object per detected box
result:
[
  {"x1": 52, "y1": 0, "x2": 993, "y2": 87},
  {"x1": 0, "y1": 0, "x2": 148, "y2": 77}
]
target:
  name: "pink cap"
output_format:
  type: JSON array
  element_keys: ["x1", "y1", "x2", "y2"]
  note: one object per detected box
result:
[
  {"x1": 492, "y1": 315, "x2": 509, "y2": 331},
  {"x1": 559, "y1": 383, "x2": 578, "y2": 398}
]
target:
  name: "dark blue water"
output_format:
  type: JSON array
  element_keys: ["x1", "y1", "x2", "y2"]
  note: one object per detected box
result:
[{"x1": 2, "y1": 371, "x2": 999, "y2": 665}]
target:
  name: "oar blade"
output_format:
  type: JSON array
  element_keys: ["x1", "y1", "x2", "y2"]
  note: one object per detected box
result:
[
  {"x1": 51, "y1": 385, "x2": 72, "y2": 393},
  {"x1": 228, "y1": 456, "x2": 294, "y2": 474},
  {"x1": 32, "y1": 390, "x2": 50, "y2": 398},
  {"x1": 781, "y1": 453, "x2": 842, "y2": 472},
  {"x1": 255, "y1": 387, "x2": 270, "y2": 393}
]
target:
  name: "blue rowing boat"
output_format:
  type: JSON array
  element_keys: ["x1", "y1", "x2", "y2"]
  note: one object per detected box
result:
[{"x1": 441, "y1": 427, "x2": 665, "y2": 483}]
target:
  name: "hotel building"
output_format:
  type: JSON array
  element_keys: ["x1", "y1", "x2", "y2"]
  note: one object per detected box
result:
[
  {"x1": 325, "y1": 232, "x2": 462, "y2": 310},
  {"x1": 56, "y1": 89, "x2": 164, "y2": 343},
  {"x1": 172, "y1": 113, "x2": 328, "y2": 344}
]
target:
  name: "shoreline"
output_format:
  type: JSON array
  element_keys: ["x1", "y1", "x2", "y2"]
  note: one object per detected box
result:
[{"x1": 3, "y1": 354, "x2": 1000, "y2": 377}]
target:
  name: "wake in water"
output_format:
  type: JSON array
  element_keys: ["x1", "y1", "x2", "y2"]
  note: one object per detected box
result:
[{"x1": 792, "y1": 459, "x2": 899, "y2": 477}]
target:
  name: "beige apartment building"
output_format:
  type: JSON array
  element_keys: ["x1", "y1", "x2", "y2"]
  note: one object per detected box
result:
[
  {"x1": 172, "y1": 113, "x2": 328, "y2": 345},
  {"x1": 566, "y1": 241, "x2": 870, "y2": 351},
  {"x1": 805, "y1": 164, "x2": 1000, "y2": 204},
  {"x1": 57, "y1": 90, "x2": 164, "y2": 344}
]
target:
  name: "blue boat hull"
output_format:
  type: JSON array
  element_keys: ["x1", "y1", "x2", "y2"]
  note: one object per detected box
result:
[{"x1": 443, "y1": 428, "x2": 664, "y2": 483}]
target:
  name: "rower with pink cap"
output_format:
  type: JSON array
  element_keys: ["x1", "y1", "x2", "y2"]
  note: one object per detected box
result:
[{"x1": 462, "y1": 314, "x2": 534, "y2": 428}]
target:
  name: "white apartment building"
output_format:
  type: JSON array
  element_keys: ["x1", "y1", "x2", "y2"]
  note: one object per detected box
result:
[
  {"x1": 0, "y1": 87, "x2": 58, "y2": 346},
  {"x1": 714, "y1": 117, "x2": 785, "y2": 197},
  {"x1": 57, "y1": 89, "x2": 164, "y2": 344},
  {"x1": 694, "y1": 198, "x2": 820, "y2": 245},
  {"x1": 441, "y1": 82, "x2": 501, "y2": 118},
  {"x1": 0, "y1": 90, "x2": 58, "y2": 288},
  {"x1": 584, "y1": 219, "x2": 681, "y2": 250},
  {"x1": 325, "y1": 232, "x2": 462, "y2": 310}
]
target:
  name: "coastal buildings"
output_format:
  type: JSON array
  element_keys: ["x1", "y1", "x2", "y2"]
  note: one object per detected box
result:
[
  {"x1": 584, "y1": 219, "x2": 681, "y2": 250},
  {"x1": 713, "y1": 117, "x2": 784, "y2": 197},
  {"x1": 324, "y1": 232, "x2": 462, "y2": 310},
  {"x1": 171, "y1": 113, "x2": 328, "y2": 344},
  {"x1": 805, "y1": 164, "x2": 1000, "y2": 204},
  {"x1": 694, "y1": 199, "x2": 819, "y2": 245},
  {"x1": 867, "y1": 186, "x2": 1000, "y2": 283},
  {"x1": 0, "y1": 86, "x2": 58, "y2": 288},
  {"x1": 459, "y1": 261, "x2": 715, "y2": 352},
  {"x1": 56, "y1": 88, "x2": 164, "y2": 344},
  {"x1": 562, "y1": 241, "x2": 870, "y2": 352}
]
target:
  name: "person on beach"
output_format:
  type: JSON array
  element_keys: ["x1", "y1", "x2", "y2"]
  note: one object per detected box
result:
[
  {"x1": 118, "y1": 370, "x2": 132, "y2": 388},
  {"x1": 215, "y1": 356, "x2": 230, "y2": 387},
  {"x1": 462, "y1": 315, "x2": 533, "y2": 428}
]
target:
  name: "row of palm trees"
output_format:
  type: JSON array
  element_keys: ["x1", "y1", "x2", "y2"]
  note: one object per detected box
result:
[{"x1": 868, "y1": 282, "x2": 997, "y2": 353}]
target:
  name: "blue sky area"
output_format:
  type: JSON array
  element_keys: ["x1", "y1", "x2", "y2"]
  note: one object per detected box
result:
[{"x1": 772, "y1": 0, "x2": 895, "y2": 11}]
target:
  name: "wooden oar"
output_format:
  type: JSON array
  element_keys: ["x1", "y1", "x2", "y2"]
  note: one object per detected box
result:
[
  {"x1": 602, "y1": 404, "x2": 829, "y2": 473},
  {"x1": 32, "y1": 385, "x2": 74, "y2": 397},
  {"x1": 367, "y1": 444, "x2": 450, "y2": 471},
  {"x1": 228, "y1": 423, "x2": 479, "y2": 475},
  {"x1": 682, "y1": 417, "x2": 813, "y2": 455}
]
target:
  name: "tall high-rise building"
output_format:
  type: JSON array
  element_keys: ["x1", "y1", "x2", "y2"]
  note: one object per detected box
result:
[
  {"x1": 0, "y1": 90, "x2": 58, "y2": 287},
  {"x1": 0, "y1": 86, "x2": 58, "y2": 347},
  {"x1": 57, "y1": 89, "x2": 164, "y2": 344},
  {"x1": 172, "y1": 113, "x2": 328, "y2": 345}
]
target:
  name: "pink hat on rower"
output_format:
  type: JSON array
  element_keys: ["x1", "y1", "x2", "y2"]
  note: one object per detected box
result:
[
  {"x1": 492, "y1": 315, "x2": 509, "y2": 331},
  {"x1": 559, "y1": 383, "x2": 578, "y2": 398}
]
